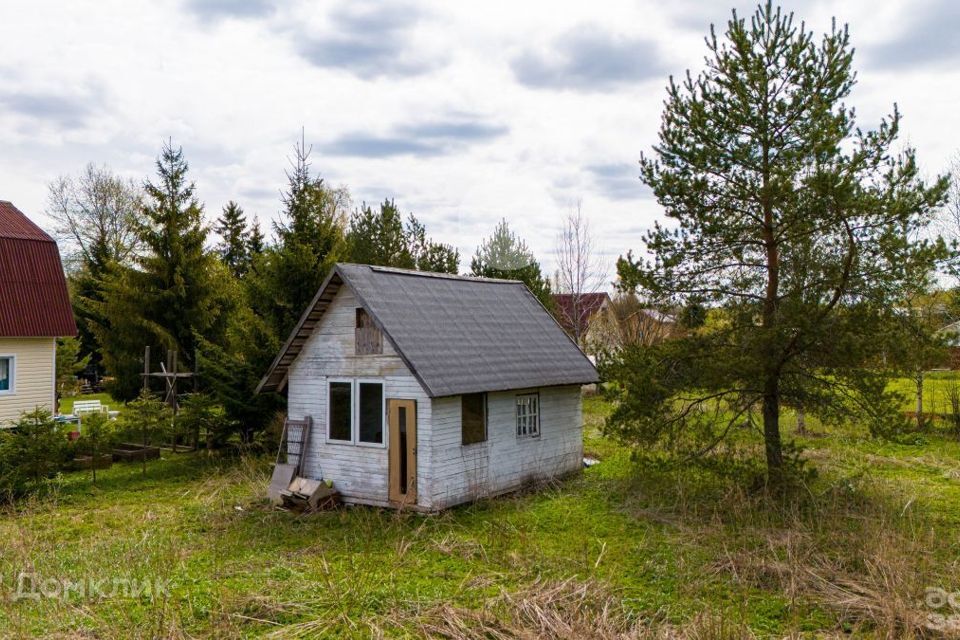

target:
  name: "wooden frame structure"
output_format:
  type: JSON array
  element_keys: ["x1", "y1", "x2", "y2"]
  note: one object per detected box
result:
[{"x1": 141, "y1": 346, "x2": 195, "y2": 413}]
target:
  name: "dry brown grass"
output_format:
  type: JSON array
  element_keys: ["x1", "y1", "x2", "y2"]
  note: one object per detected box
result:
[
  {"x1": 396, "y1": 577, "x2": 758, "y2": 640},
  {"x1": 255, "y1": 576, "x2": 757, "y2": 640},
  {"x1": 700, "y1": 479, "x2": 950, "y2": 637}
]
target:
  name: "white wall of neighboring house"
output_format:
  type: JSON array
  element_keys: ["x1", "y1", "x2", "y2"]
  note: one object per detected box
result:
[{"x1": 0, "y1": 337, "x2": 56, "y2": 426}]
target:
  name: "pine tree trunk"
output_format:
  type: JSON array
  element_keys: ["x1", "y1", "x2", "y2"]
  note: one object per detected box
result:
[
  {"x1": 796, "y1": 405, "x2": 806, "y2": 435},
  {"x1": 763, "y1": 374, "x2": 784, "y2": 485}
]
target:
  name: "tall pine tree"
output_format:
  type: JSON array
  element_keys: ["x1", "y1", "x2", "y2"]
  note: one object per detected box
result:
[
  {"x1": 606, "y1": 3, "x2": 951, "y2": 483},
  {"x1": 471, "y1": 219, "x2": 552, "y2": 309}
]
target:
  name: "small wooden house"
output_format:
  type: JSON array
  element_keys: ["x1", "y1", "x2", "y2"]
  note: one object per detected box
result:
[
  {"x1": 258, "y1": 263, "x2": 599, "y2": 510},
  {"x1": 0, "y1": 201, "x2": 77, "y2": 426}
]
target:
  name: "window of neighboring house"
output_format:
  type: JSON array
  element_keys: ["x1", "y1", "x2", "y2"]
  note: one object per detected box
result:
[
  {"x1": 328, "y1": 379, "x2": 385, "y2": 445},
  {"x1": 358, "y1": 381, "x2": 384, "y2": 444},
  {"x1": 328, "y1": 381, "x2": 353, "y2": 441},
  {"x1": 461, "y1": 392, "x2": 487, "y2": 445},
  {"x1": 0, "y1": 356, "x2": 12, "y2": 394},
  {"x1": 516, "y1": 393, "x2": 540, "y2": 438},
  {"x1": 355, "y1": 308, "x2": 383, "y2": 355}
]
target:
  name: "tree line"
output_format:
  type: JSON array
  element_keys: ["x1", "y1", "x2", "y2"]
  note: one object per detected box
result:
[
  {"x1": 48, "y1": 1, "x2": 956, "y2": 489},
  {"x1": 49, "y1": 140, "x2": 560, "y2": 441}
]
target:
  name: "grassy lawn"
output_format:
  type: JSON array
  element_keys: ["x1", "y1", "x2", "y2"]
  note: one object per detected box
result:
[
  {"x1": 1, "y1": 394, "x2": 959, "y2": 637},
  {"x1": 888, "y1": 371, "x2": 960, "y2": 417},
  {"x1": 58, "y1": 392, "x2": 120, "y2": 416}
]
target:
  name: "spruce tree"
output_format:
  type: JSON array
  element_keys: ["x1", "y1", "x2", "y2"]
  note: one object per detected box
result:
[
  {"x1": 247, "y1": 218, "x2": 265, "y2": 256},
  {"x1": 98, "y1": 141, "x2": 231, "y2": 399},
  {"x1": 249, "y1": 140, "x2": 348, "y2": 340},
  {"x1": 607, "y1": 3, "x2": 951, "y2": 483},
  {"x1": 214, "y1": 200, "x2": 250, "y2": 278}
]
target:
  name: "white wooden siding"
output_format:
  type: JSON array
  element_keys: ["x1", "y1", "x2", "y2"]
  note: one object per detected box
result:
[
  {"x1": 430, "y1": 385, "x2": 583, "y2": 509},
  {"x1": 286, "y1": 287, "x2": 433, "y2": 509},
  {"x1": 0, "y1": 337, "x2": 56, "y2": 427}
]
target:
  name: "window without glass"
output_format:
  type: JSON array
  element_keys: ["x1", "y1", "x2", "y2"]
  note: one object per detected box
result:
[
  {"x1": 516, "y1": 393, "x2": 540, "y2": 438},
  {"x1": 461, "y1": 393, "x2": 487, "y2": 445},
  {"x1": 358, "y1": 382, "x2": 384, "y2": 444},
  {"x1": 328, "y1": 381, "x2": 353, "y2": 441},
  {"x1": 355, "y1": 308, "x2": 383, "y2": 355}
]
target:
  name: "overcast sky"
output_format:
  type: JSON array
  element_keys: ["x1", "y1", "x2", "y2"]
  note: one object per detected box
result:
[{"x1": 1, "y1": 0, "x2": 957, "y2": 277}]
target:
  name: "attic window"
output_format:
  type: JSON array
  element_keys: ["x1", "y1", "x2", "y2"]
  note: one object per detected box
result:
[{"x1": 355, "y1": 308, "x2": 382, "y2": 355}]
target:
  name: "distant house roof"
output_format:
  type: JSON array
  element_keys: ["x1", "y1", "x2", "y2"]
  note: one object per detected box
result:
[
  {"x1": 0, "y1": 201, "x2": 77, "y2": 337},
  {"x1": 552, "y1": 292, "x2": 611, "y2": 336},
  {"x1": 638, "y1": 308, "x2": 676, "y2": 325},
  {"x1": 258, "y1": 263, "x2": 599, "y2": 397},
  {"x1": 939, "y1": 320, "x2": 960, "y2": 347}
]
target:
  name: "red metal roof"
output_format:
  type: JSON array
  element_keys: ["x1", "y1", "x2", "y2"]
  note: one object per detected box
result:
[{"x1": 0, "y1": 201, "x2": 77, "y2": 337}]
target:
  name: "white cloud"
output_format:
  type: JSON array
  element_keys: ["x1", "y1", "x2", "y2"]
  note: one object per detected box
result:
[{"x1": 0, "y1": 0, "x2": 955, "y2": 279}]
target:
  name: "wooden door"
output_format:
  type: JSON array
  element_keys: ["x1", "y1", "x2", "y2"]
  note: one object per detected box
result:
[{"x1": 388, "y1": 399, "x2": 417, "y2": 504}]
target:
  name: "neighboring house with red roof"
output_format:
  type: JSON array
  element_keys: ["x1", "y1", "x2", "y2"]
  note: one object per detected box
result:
[
  {"x1": 0, "y1": 201, "x2": 77, "y2": 425},
  {"x1": 552, "y1": 292, "x2": 611, "y2": 348}
]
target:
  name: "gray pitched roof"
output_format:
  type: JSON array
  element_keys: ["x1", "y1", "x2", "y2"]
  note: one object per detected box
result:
[{"x1": 257, "y1": 263, "x2": 599, "y2": 397}]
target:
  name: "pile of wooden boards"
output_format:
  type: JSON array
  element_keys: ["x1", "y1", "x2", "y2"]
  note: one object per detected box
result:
[
  {"x1": 268, "y1": 463, "x2": 339, "y2": 512},
  {"x1": 282, "y1": 476, "x2": 339, "y2": 511},
  {"x1": 267, "y1": 417, "x2": 340, "y2": 512}
]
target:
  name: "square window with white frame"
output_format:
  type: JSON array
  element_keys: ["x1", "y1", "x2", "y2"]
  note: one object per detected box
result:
[
  {"x1": 0, "y1": 356, "x2": 13, "y2": 393},
  {"x1": 327, "y1": 379, "x2": 385, "y2": 445},
  {"x1": 516, "y1": 393, "x2": 539, "y2": 438}
]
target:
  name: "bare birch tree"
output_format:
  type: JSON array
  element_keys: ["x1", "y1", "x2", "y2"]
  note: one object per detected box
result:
[
  {"x1": 555, "y1": 202, "x2": 608, "y2": 345},
  {"x1": 942, "y1": 154, "x2": 960, "y2": 243},
  {"x1": 46, "y1": 163, "x2": 144, "y2": 270}
]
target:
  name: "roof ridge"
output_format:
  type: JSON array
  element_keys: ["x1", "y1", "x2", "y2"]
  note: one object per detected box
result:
[
  {"x1": 339, "y1": 262, "x2": 523, "y2": 284},
  {"x1": 0, "y1": 233, "x2": 55, "y2": 242}
]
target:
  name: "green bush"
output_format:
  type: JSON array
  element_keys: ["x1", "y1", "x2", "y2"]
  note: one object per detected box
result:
[
  {"x1": 177, "y1": 393, "x2": 234, "y2": 449},
  {"x1": 0, "y1": 408, "x2": 70, "y2": 499},
  {"x1": 115, "y1": 391, "x2": 172, "y2": 445},
  {"x1": 75, "y1": 412, "x2": 120, "y2": 455}
]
